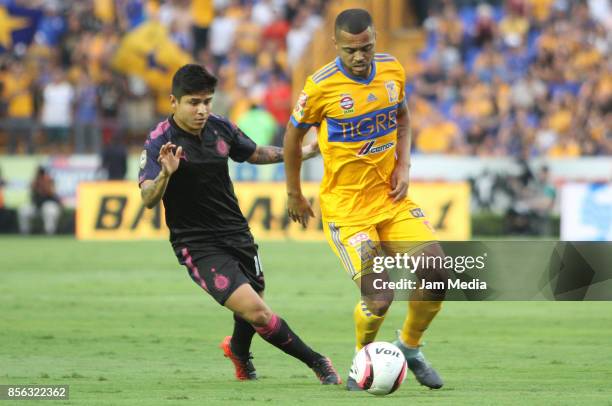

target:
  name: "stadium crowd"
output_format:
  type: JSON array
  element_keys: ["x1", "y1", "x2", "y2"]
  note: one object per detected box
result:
[
  {"x1": 0, "y1": 0, "x2": 324, "y2": 154},
  {"x1": 0, "y1": 0, "x2": 610, "y2": 158},
  {"x1": 409, "y1": 0, "x2": 611, "y2": 156}
]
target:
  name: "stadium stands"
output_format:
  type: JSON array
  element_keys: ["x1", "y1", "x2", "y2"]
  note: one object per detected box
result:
[{"x1": 0, "y1": 0, "x2": 608, "y2": 156}]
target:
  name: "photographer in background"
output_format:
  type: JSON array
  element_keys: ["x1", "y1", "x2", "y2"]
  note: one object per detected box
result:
[{"x1": 18, "y1": 166, "x2": 62, "y2": 235}]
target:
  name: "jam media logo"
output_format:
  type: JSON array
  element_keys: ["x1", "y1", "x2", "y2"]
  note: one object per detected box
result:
[
  {"x1": 340, "y1": 94, "x2": 354, "y2": 114},
  {"x1": 357, "y1": 141, "x2": 395, "y2": 156}
]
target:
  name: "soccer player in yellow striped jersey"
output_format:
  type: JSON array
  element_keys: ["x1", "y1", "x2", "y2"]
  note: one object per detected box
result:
[{"x1": 284, "y1": 9, "x2": 447, "y2": 391}]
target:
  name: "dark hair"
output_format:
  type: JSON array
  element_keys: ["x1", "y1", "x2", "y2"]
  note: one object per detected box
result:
[
  {"x1": 172, "y1": 64, "x2": 218, "y2": 100},
  {"x1": 334, "y1": 8, "x2": 373, "y2": 35}
]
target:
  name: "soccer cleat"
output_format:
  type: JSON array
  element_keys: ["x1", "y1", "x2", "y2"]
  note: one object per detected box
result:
[
  {"x1": 220, "y1": 336, "x2": 257, "y2": 380},
  {"x1": 346, "y1": 376, "x2": 363, "y2": 391},
  {"x1": 346, "y1": 364, "x2": 363, "y2": 391},
  {"x1": 311, "y1": 357, "x2": 342, "y2": 385},
  {"x1": 393, "y1": 338, "x2": 443, "y2": 389}
]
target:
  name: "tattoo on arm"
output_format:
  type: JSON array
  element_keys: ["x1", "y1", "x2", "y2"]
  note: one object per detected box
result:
[
  {"x1": 141, "y1": 173, "x2": 170, "y2": 208},
  {"x1": 248, "y1": 146, "x2": 284, "y2": 164},
  {"x1": 397, "y1": 102, "x2": 410, "y2": 140}
]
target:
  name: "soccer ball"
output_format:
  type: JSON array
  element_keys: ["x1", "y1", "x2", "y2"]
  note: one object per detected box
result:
[{"x1": 350, "y1": 341, "x2": 408, "y2": 396}]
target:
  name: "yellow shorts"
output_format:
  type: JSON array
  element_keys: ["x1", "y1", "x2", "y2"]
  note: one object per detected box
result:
[{"x1": 323, "y1": 199, "x2": 436, "y2": 280}]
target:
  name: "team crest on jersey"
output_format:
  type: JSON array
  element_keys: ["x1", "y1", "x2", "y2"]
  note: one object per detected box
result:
[
  {"x1": 357, "y1": 141, "x2": 395, "y2": 156},
  {"x1": 294, "y1": 91, "x2": 308, "y2": 118},
  {"x1": 213, "y1": 273, "x2": 230, "y2": 291},
  {"x1": 139, "y1": 150, "x2": 147, "y2": 169},
  {"x1": 216, "y1": 138, "x2": 229, "y2": 156},
  {"x1": 339, "y1": 94, "x2": 354, "y2": 114},
  {"x1": 385, "y1": 81, "x2": 399, "y2": 103}
]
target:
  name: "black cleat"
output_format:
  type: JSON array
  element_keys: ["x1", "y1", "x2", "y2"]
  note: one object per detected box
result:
[
  {"x1": 346, "y1": 375, "x2": 363, "y2": 391},
  {"x1": 393, "y1": 338, "x2": 443, "y2": 389},
  {"x1": 311, "y1": 357, "x2": 342, "y2": 385},
  {"x1": 407, "y1": 353, "x2": 443, "y2": 389}
]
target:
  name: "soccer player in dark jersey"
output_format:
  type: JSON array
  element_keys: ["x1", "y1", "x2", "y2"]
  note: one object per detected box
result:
[{"x1": 138, "y1": 64, "x2": 341, "y2": 385}]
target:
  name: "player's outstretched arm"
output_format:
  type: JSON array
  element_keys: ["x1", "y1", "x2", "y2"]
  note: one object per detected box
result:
[
  {"x1": 247, "y1": 141, "x2": 319, "y2": 165},
  {"x1": 141, "y1": 142, "x2": 182, "y2": 208},
  {"x1": 283, "y1": 123, "x2": 315, "y2": 227}
]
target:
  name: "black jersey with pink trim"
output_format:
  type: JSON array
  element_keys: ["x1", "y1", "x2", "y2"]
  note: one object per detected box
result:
[{"x1": 138, "y1": 114, "x2": 257, "y2": 244}]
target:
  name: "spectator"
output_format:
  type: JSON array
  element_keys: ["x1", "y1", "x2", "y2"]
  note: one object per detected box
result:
[
  {"x1": 191, "y1": 0, "x2": 214, "y2": 57},
  {"x1": 499, "y1": 2, "x2": 529, "y2": 47},
  {"x1": 97, "y1": 69, "x2": 125, "y2": 145},
  {"x1": 416, "y1": 111, "x2": 463, "y2": 154},
  {"x1": 263, "y1": 72, "x2": 291, "y2": 129},
  {"x1": 74, "y1": 68, "x2": 100, "y2": 153},
  {"x1": 18, "y1": 166, "x2": 62, "y2": 235},
  {"x1": 2, "y1": 61, "x2": 35, "y2": 154},
  {"x1": 237, "y1": 104, "x2": 278, "y2": 146},
  {"x1": 286, "y1": 8, "x2": 320, "y2": 65},
  {"x1": 100, "y1": 135, "x2": 128, "y2": 180},
  {"x1": 40, "y1": 68, "x2": 74, "y2": 151},
  {"x1": 474, "y1": 4, "x2": 496, "y2": 47},
  {"x1": 208, "y1": 6, "x2": 238, "y2": 66},
  {"x1": 0, "y1": 0, "x2": 607, "y2": 160}
]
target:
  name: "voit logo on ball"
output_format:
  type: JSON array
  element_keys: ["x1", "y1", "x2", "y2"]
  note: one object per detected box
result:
[{"x1": 340, "y1": 94, "x2": 354, "y2": 114}]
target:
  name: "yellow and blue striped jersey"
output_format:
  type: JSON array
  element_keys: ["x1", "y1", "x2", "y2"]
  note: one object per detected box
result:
[{"x1": 291, "y1": 53, "x2": 407, "y2": 225}]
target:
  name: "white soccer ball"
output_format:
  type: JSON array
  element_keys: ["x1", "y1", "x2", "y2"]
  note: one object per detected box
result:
[{"x1": 350, "y1": 341, "x2": 408, "y2": 396}]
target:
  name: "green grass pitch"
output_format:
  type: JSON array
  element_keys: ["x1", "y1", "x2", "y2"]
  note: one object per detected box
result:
[{"x1": 1, "y1": 237, "x2": 611, "y2": 405}]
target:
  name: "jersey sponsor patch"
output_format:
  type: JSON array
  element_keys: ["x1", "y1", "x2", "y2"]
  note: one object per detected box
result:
[
  {"x1": 340, "y1": 94, "x2": 354, "y2": 114},
  {"x1": 385, "y1": 80, "x2": 399, "y2": 103},
  {"x1": 348, "y1": 231, "x2": 371, "y2": 247},
  {"x1": 294, "y1": 91, "x2": 308, "y2": 118},
  {"x1": 326, "y1": 103, "x2": 399, "y2": 142},
  {"x1": 139, "y1": 150, "x2": 147, "y2": 169},
  {"x1": 357, "y1": 141, "x2": 395, "y2": 156}
]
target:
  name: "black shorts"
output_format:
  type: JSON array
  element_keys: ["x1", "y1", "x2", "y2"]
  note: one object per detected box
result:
[{"x1": 174, "y1": 241, "x2": 265, "y2": 305}]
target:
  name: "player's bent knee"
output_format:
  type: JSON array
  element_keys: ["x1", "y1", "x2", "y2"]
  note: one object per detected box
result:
[{"x1": 243, "y1": 307, "x2": 273, "y2": 327}]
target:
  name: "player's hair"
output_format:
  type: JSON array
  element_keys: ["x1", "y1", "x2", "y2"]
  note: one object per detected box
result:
[
  {"x1": 334, "y1": 8, "x2": 373, "y2": 35},
  {"x1": 172, "y1": 64, "x2": 218, "y2": 100}
]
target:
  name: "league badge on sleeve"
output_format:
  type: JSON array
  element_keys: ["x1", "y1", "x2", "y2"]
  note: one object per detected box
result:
[
  {"x1": 385, "y1": 81, "x2": 399, "y2": 103},
  {"x1": 294, "y1": 91, "x2": 308, "y2": 118},
  {"x1": 139, "y1": 150, "x2": 147, "y2": 169}
]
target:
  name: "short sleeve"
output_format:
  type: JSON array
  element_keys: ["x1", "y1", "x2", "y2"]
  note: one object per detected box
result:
[
  {"x1": 228, "y1": 125, "x2": 257, "y2": 163},
  {"x1": 290, "y1": 77, "x2": 324, "y2": 129},
  {"x1": 138, "y1": 138, "x2": 161, "y2": 186},
  {"x1": 396, "y1": 61, "x2": 406, "y2": 103}
]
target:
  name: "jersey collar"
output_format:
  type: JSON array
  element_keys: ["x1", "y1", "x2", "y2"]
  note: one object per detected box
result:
[
  {"x1": 169, "y1": 115, "x2": 205, "y2": 138},
  {"x1": 335, "y1": 57, "x2": 376, "y2": 85}
]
